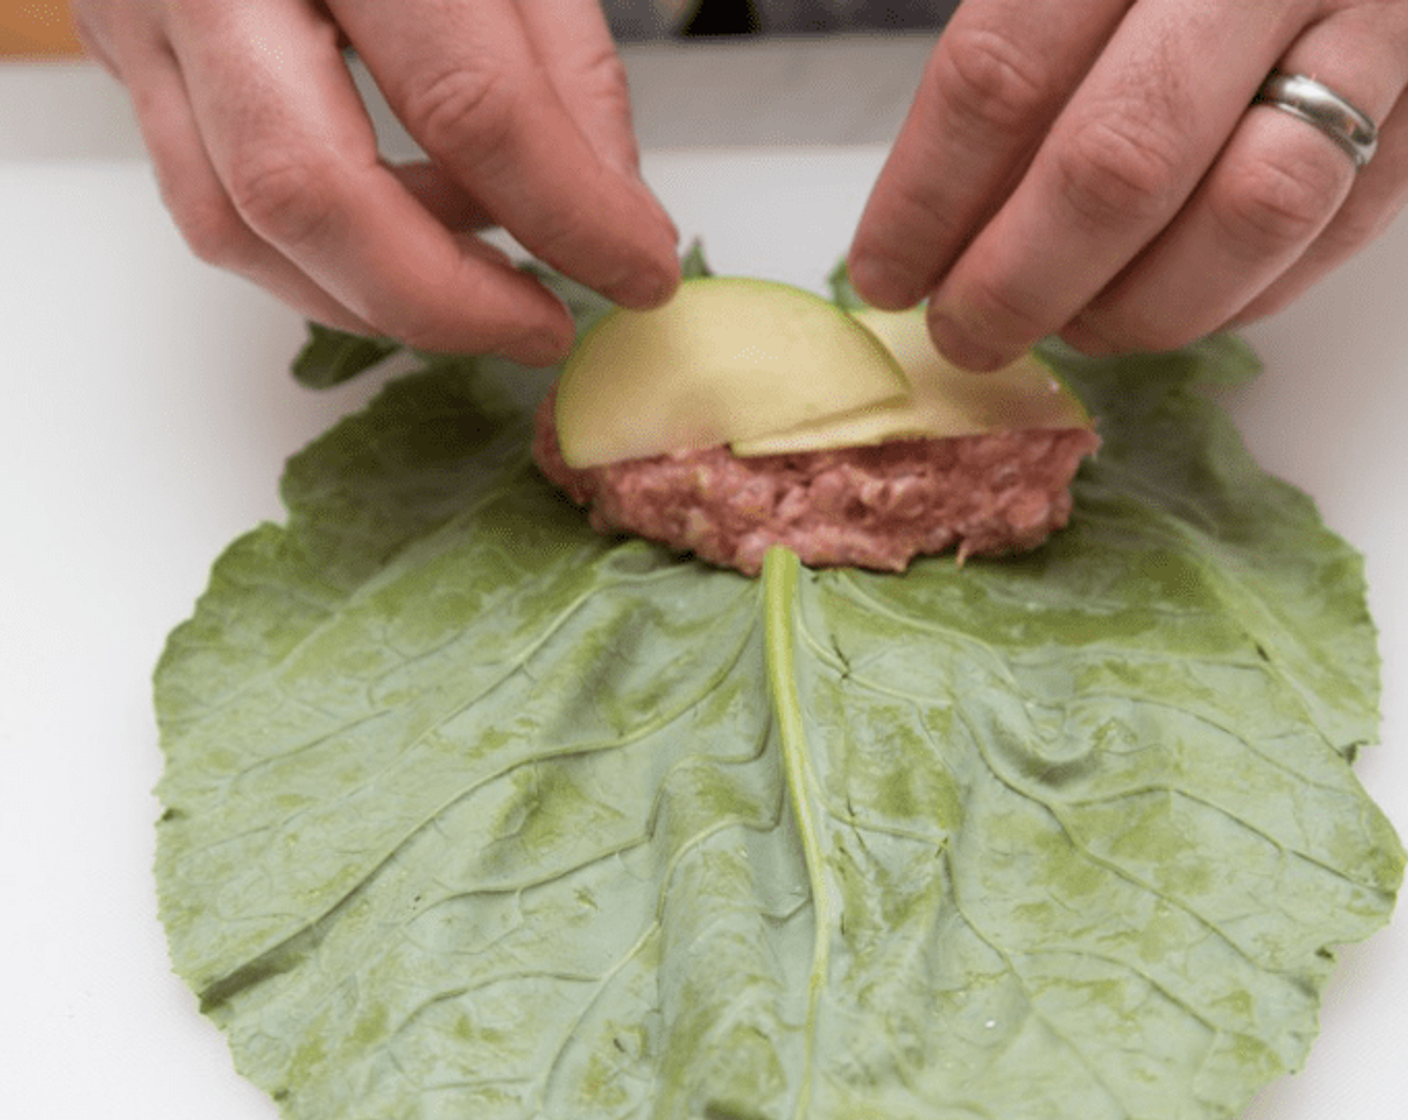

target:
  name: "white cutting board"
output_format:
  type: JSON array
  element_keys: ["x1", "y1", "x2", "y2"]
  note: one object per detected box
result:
[{"x1": 2, "y1": 146, "x2": 1404, "y2": 1119}]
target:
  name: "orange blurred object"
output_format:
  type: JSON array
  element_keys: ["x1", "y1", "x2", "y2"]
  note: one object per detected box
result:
[{"x1": 0, "y1": 1, "x2": 85, "y2": 58}]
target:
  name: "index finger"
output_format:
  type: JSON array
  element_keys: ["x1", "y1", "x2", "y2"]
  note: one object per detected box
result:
[
  {"x1": 925, "y1": 0, "x2": 1295, "y2": 369},
  {"x1": 169, "y1": 0, "x2": 579, "y2": 359},
  {"x1": 848, "y1": 0, "x2": 1129, "y2": 311},
  {"x1": 331, "y1": 0, "x2": 679, "y2": 310}
]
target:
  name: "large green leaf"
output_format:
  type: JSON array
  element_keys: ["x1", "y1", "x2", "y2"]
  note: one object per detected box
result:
[{"x1": 155, "y1": 295, "x2": 1401, "y2": 1119}]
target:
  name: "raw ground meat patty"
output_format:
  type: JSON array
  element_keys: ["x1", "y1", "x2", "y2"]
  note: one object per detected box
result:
[{"x1": 532, "y1": 390, "x2": 1101, "y2": 576}]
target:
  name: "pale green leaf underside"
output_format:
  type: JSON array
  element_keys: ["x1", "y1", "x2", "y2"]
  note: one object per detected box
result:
[{"x1": 155, "y1": 319, "x2": 1402, "y2": 1120}]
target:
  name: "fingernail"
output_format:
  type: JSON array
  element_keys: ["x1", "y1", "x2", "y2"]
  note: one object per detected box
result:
[
  {"x1": 613, "y1": 262, "x2": 678, "y2": 310},
  {"x1": 848, "y1": 253, "x2": 920, "y2": 311},
  {"x1": 927, "y1": 310, "x2": 1011, "y2": 372}
]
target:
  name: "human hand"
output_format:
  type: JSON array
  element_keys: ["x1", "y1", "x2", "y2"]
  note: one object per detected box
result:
[
  {"x1": 847, "y1": 0, "x2": 1408, "y2": 370},
  {"x1": 72, "y1": 0, "x2": 680, "y2": 365}
]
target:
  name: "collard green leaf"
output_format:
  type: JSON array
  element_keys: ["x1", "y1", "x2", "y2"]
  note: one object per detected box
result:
[
  {"x1": 825, "y1": 259, "x2": 864, "y2": 310},
  {"x1": 292, "y1": 323, "x2": 402, "y2": 389},
  {"x1": 681, "y1": 238, "x2": 715, "y2": 279},
  {"x1": 155, "y1": 284, "x2": 1402, "y2": 1120}
]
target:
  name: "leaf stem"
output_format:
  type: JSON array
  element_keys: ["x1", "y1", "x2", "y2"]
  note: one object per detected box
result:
[{"x1": 763, "y1": 546, "x2": 832, "y2": 1120}]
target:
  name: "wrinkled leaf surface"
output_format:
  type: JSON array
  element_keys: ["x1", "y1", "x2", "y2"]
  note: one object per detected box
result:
[{"x1": 155, "y1": 302, "x2": 1402, "y2": 1120}]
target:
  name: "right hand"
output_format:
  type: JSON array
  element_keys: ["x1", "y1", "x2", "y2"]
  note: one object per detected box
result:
[
  {"x1": 72, "y1": 0, "x2": 681, "y2": 365},
  {"x1": 847, "y1": 0, "x2": 1408, "y2": 371}
]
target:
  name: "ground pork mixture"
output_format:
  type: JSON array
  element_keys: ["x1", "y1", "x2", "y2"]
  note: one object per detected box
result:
[{"x1": 533, "y1": 390, "x2": 1100, "y2": 576}]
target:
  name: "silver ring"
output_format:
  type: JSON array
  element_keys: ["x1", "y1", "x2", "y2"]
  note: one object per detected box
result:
[{"x1": 1253, "y1": 72, "x2": 1379, "y2": 169}]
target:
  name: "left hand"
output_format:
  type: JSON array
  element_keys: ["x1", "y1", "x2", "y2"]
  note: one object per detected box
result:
[
  {"x1": 71, "y1": 0, "x2": 679, "y2": 364},
  {"x1": 847, "y1": 0, "x2": 1408, "y2": 370}
]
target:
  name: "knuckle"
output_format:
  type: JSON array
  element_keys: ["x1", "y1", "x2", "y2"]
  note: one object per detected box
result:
[
  {"x1": 226, "y1": 150, "x2": 337, "y2": 249},
  {"x1": 578, "y1": 49, "x2": 639, "y2": 165},
  {"x1": 961, "y1": 270, "x2": 1050, "y2": 341},
  {"x1": 400, "y1": 61, "x2": 521, "y2": 164},
  {"x1": 579, "y1": 46, "x2": 632, "y2": 112},
  {"x1": 155, "y1": 167, "x2": 251, "y2": 266},
  {"x1": 1210, "y1": 151, "x2": 1343, "y2": 259},
  {"x1": 1055, "y1": 113, "x2": 1184, "y2": 229},
  {"x1": 171, "y1": 192, "x2": 249, "y2": 266},
  {"x1": 934, "y1": 25, "x2": 1056, "y2": 133}
]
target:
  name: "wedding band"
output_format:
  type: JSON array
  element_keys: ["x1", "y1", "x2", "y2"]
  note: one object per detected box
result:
[{"x1": 1253, "y1": 72, "x2": 1379, "y2": 169}]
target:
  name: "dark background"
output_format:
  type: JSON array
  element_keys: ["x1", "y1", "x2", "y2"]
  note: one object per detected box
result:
[{"x1": 607, "y1": 0, "x2": 960, "y2": 40}]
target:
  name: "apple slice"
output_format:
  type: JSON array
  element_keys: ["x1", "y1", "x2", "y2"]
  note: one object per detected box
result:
[
  {"x1": 553, "y1": 277, "x2": 910, "y2": 468},
  {"x1": 730, "y1": 307, "x2": 1091, "y2": 456}
]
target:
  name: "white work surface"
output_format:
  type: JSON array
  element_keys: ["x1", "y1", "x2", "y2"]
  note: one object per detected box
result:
[{"x1": 3, "y1": 41, "x2": 1406, "y2": 1120}]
